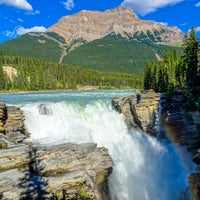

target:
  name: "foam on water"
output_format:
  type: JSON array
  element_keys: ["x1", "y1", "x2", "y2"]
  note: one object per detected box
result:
[{"x1": 21, "y1": 99, "x2": 193, "y2": 200}]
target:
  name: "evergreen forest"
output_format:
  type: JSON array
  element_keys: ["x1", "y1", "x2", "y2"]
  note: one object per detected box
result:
[
  {"x1": 144, "y1": 27, "x2": 200, "y2": 110},
  {"x1": 144, "y1": 27, "x2": 200, "y2": 93},
  {"x1": 0, "y1": 54, "x2": 143, "y2": 91}
]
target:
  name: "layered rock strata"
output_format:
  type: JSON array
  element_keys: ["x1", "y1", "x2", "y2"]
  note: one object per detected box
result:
[
  {"x1": 0, "y1": 143, "x2": 113, "y2": 200},
  {"x1": 0, "y1": 103, "x2": 29, "y2": 149},
  {"x1": 112, "y1": 90, "x2": 160, "y2": 135}
]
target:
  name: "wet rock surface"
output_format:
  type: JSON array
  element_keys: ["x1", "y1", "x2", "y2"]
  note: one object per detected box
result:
[{"x1": 159, "y1": 93, "x2": 200, "y2": 199}]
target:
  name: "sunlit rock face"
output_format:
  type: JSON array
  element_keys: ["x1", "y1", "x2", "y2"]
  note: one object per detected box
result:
[
  {"x1": 112, "y1": 90, "x2": 160, "y2": 135},
  {"x1": 0, "y1": 143, "x2": 113, "y2": 200},
  {"x1": 47, "y1": 6, "x2": 183, "y2": 47}
]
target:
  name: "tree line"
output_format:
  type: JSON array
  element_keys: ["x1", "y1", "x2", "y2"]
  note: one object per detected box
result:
[
  {"x1": 144, "y1": 27, "x2": 200, "y2": 93},
  {"x1": 0, "y1": 55, "x2": 143, "y2": 91}
]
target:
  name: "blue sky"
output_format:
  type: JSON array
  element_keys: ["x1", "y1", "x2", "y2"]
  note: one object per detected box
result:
[{"x1": 0, "y1": 0, "x2": 200, "y2": 44}]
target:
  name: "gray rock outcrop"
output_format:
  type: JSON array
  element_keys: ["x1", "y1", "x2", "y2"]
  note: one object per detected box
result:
[
  {"x1": 112, "y1": 90, "x2": 160, "y2": 135},
  {"x1": 0, "y1": 103, "x2": 29, "y2": 148},
  {"x1": 0, "y1": 143, "x2": 113, "y2": 200}
]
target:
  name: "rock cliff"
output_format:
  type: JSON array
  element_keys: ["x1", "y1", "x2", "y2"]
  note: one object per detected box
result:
[
  {"x1": 112, "y1": 90, "x2": 160, "y2": 135},
  {"x1": 189, "y1": 151, "x2": 200, "y2": 200},
  {"x1": 47, "y1": 6, "x2": 183, "y2": 47},
  {"x1": 112, "y1": 90, "x2": 200, "y2": 199},
  {"x1": 0, "y1": 103, "x2": 113, "y2": 200}
]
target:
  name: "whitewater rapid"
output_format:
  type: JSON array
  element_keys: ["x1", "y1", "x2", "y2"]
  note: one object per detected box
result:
[{"x1": 21, "y1": 100, "x2": 193, "y2": 200}]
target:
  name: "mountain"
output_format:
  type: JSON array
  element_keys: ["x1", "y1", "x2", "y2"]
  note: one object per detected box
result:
[
  {"x1": 47, "y1": 6, "x2": 183, "y2": 47},
  {"x1": 0, "y1": 6, "x2": 184, "y2": 76},
  {"x1": 0, "y1": 32, "x2": 67, "y2": 63}
]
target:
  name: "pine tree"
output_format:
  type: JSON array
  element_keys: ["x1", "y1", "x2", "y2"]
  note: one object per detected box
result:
[
  {"x1": 0, "y1": 64, "x2": 5, "y2": 90},
  {"x1": 183, "y1": 27, "x2": 199, "y2": 90},
  {"x1": 144, "y1": 60, "x2": 158, "y2": 90}
]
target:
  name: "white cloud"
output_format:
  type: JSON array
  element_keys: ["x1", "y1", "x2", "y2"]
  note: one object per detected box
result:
[
  {"x1": 18, "y1": 18, "x2": 23, "y2": 22},
  {"x1": 25, "y1": 9, "x2": 40, "y2": 15},
  {"x1": 121, "y1": 0, "x2": 183, "y2": 15},
  {"x1": 156, "y1": 22, "x2": 168, "y2": 26},
  {"x1": 187, "y1": 26, "x2": 200, "y2": 33},
  {"x1": 195, "y1": 2, "x2": 200, "y2": 7},
  {"x1": 16, "y1": 26, "x2": 47, "y2": 35},
  {"x1": 4, "y1": 30, "x2": 15, "y2": 37},
  {"x1": 195, "y1": 26, "x2": 200, "y2": 32},
  {"x1": 0, "y1": 0, "x2": 33, "y2": 10},
  {"x1": 63, "y1": 0, "x2": 75, "y2": 10},
  {"x1": 181, "y1": 22, "x2": 187, "y2": 26},
  {"x1": 3, "y1": 26, "x2": 47, "y2": 39}
]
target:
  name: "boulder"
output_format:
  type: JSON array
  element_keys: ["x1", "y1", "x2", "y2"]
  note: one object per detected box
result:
[{"x1": 38, "y1": 104, "x2": 52, "y2": 115}]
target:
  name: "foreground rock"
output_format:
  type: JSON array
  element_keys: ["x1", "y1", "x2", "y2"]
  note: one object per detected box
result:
[
  {"x1": 0, "y1": 143, "x2": 113, "y2": 200},
  {"x1": 112, "y1": 90, "x2": 160, "y2": 135},
  {"x1": 0, "y1": 103, "x2": 29, "y2": 148}
]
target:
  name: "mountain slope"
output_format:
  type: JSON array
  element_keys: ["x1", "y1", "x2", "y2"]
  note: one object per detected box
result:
[
  {"x1": 63, "y1": 33, "x2": 182, "y2": 76},
  {"x1": 0, "y1": 32, "x2": 67, "y2": 63},
  {"x1": 0, "y1": 6, "x2": 184, "y2": 76}
]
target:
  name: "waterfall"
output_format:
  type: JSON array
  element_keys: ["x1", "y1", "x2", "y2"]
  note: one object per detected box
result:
[{"x1": 22, "y1": 100, "x2": 193, "y2": 200}]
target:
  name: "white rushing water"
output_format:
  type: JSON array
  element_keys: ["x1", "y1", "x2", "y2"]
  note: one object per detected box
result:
[
  {"x1": 0, "y1": 90, "x2": 193, "y2": 200},
  {"x1": 19, "y1": 97, "x2": 193, "y2": 200}
]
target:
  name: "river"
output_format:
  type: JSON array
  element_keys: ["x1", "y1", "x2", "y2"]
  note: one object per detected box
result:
[{"x1": 0, "y1": 90, "x2": 194, "y2": 200}]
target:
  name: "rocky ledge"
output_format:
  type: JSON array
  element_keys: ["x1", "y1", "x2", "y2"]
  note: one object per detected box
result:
[
  {"x1": 0, "y1": 103, "x2": 113, "y2": 200},
  {"x1": 0, "y1": 102, "x2": 29, "y2": 149},
  {"x1": 112, "y1": 90, "x2": 160, "y2": 135},
  {"x1": 0, "y1": 143, "x2": 113, "y2": 200}
]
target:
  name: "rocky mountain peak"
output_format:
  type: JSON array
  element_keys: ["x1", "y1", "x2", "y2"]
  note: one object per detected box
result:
[
  {"x1": 46, "y1": 6, "x2": 183, "y2": 46},
  {"x1": 105, "y1": 6, "x2": 138, "y2": 18},
  {"x1": 47, "y1": 6, "x2": 139, "y2": 44}
]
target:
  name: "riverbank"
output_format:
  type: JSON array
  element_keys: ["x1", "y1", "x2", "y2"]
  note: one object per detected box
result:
[
  {"x1": 0, "y1": 88, "x2": 98, "y2": 94},
  {"x1": 0, "y1": 86, "x2": 137, "y2": 95}
]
